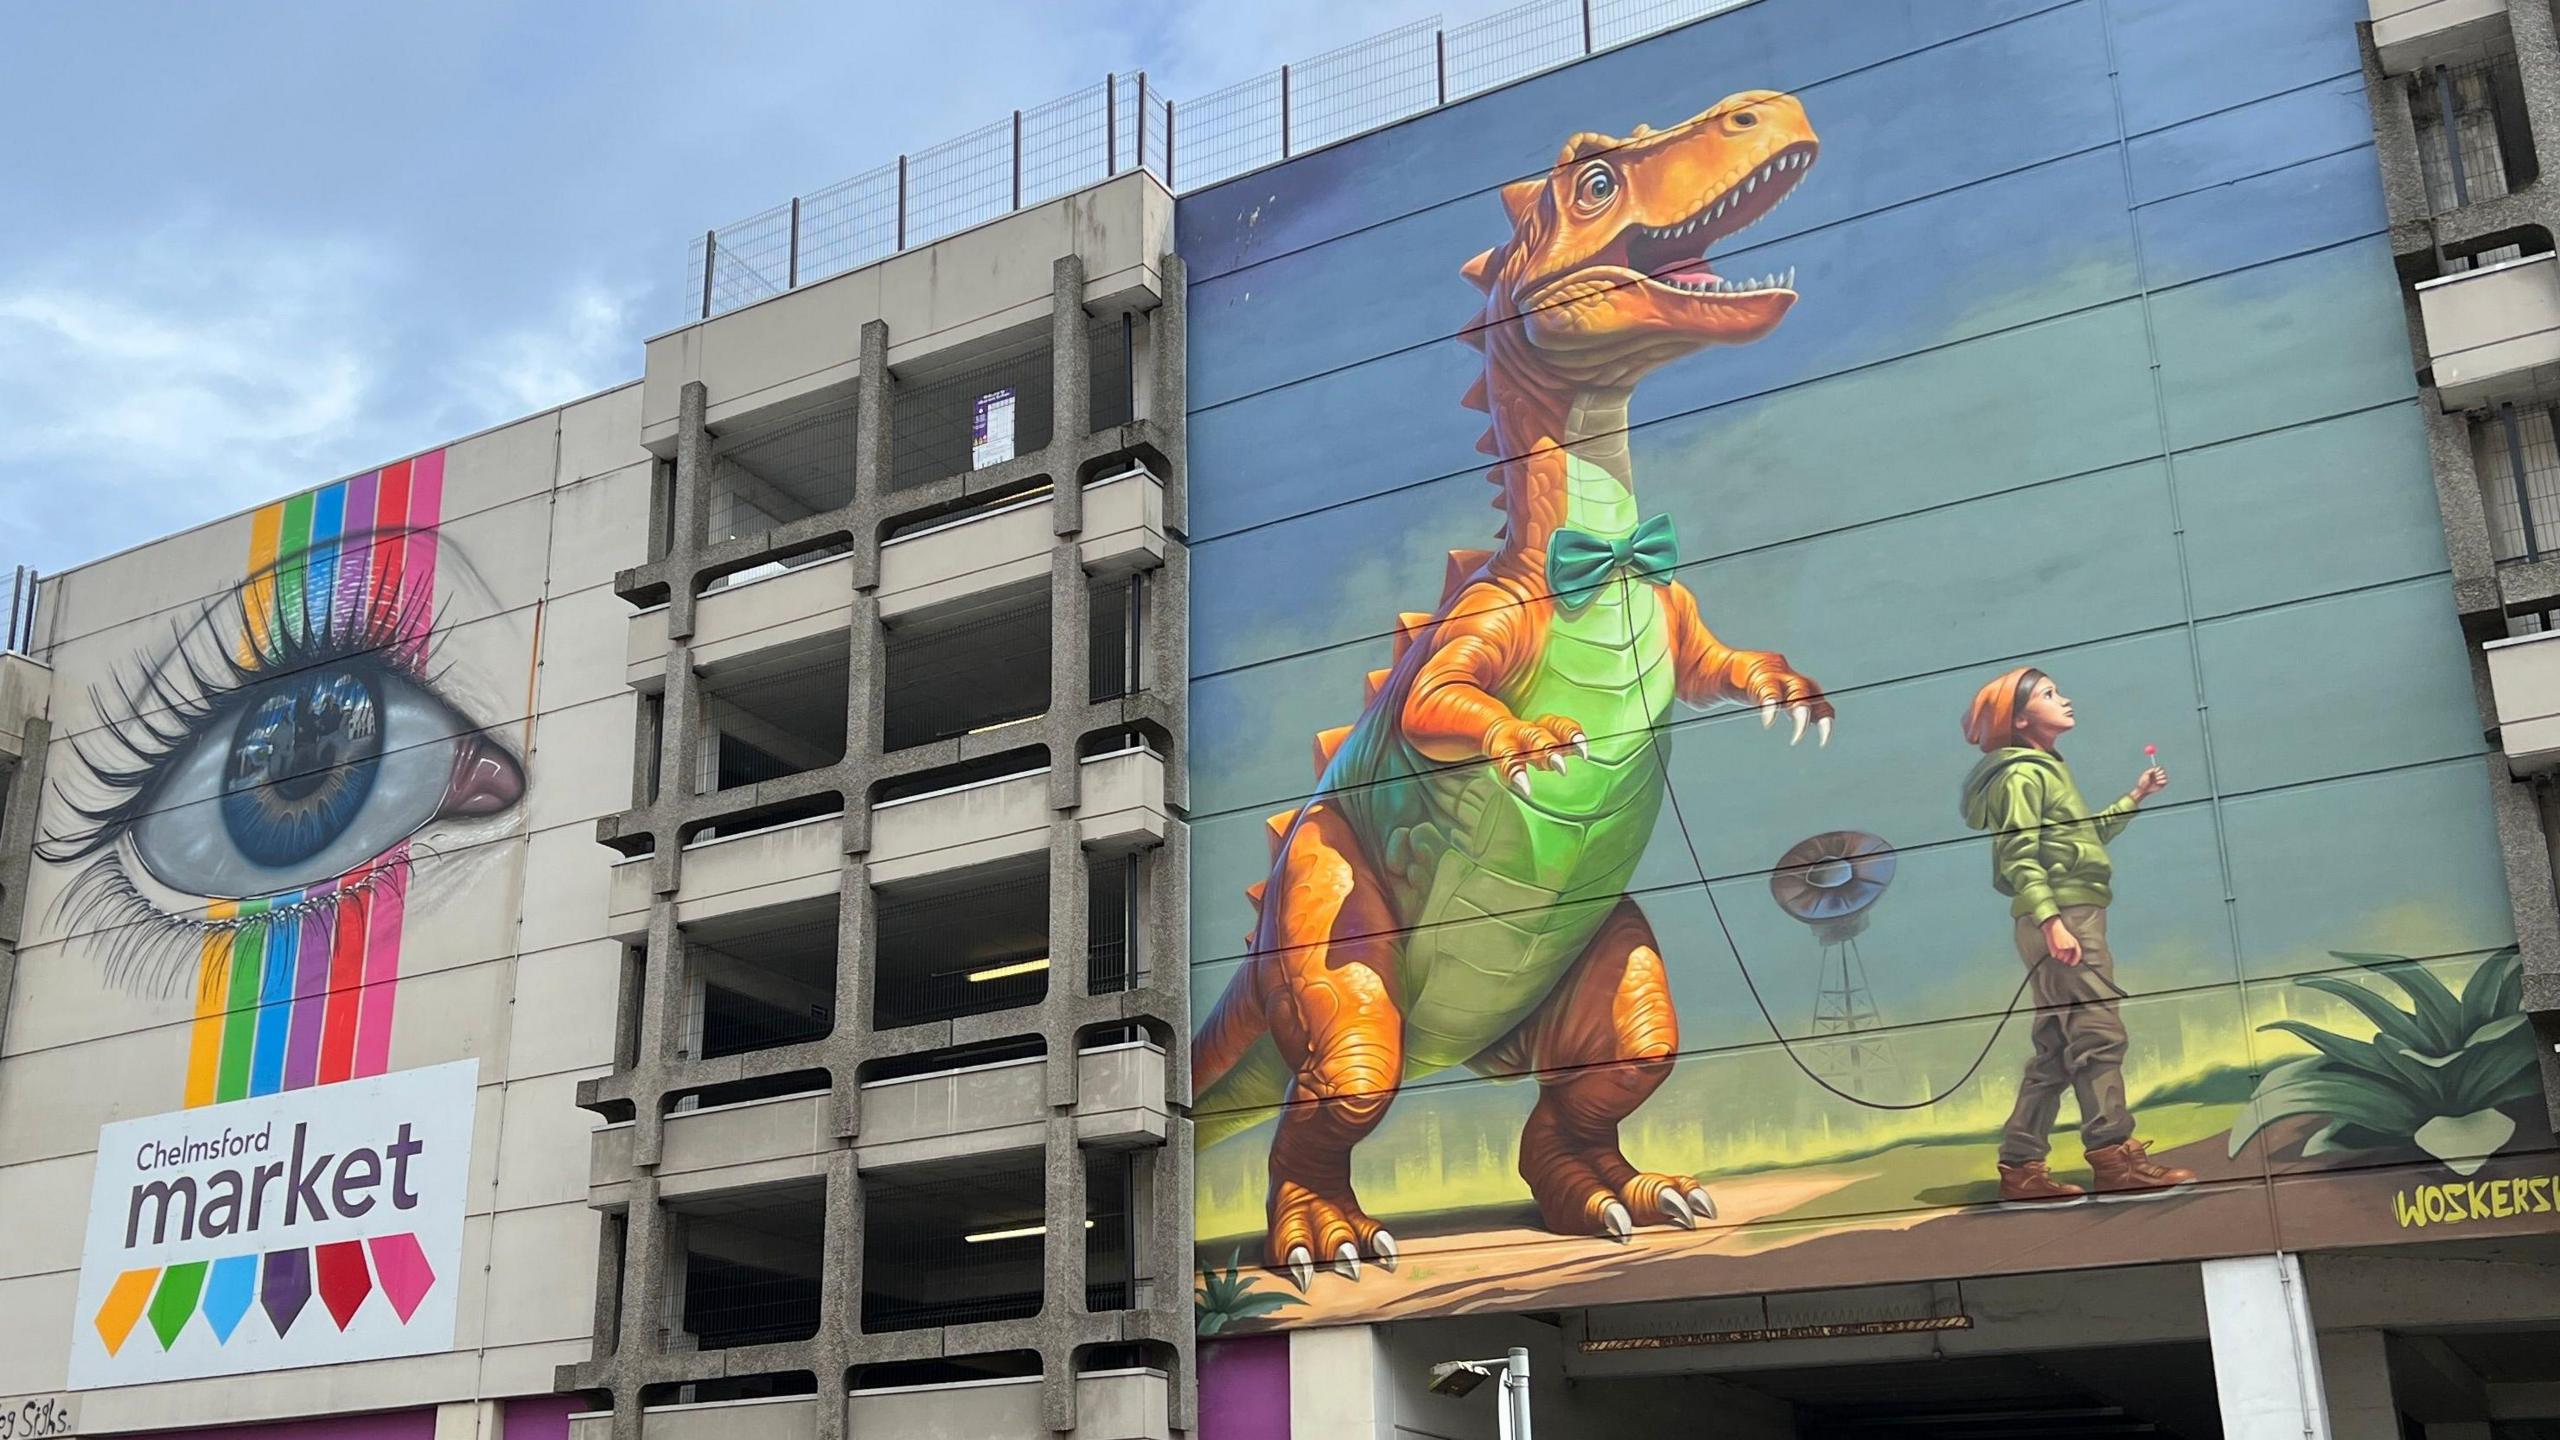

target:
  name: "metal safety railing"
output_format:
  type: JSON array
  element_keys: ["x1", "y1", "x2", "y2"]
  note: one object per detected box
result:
[
  {"x1": 681, "y1": 0, "x2": 1758, "y2": 321},
  {"x1": 2, "y1": 566, "x2": 37, "y2": 654}
]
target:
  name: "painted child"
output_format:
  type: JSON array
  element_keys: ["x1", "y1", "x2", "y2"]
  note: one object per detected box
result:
[{"x1": 1960, "y1": 666, "x2": 2196, "y2": 1202}]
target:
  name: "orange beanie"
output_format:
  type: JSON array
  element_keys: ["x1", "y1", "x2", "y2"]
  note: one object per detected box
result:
[{"x1": 1963, "y1": 666, "x2": 2041, "y2": 754}]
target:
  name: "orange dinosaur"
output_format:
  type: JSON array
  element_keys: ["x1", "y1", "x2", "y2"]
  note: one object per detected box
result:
[{"x1": 1193, "y1": 91, "x2": 1834, "y2": 1290}]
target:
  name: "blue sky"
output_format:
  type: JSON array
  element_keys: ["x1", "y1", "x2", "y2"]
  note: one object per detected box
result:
[{"x1": 0, "y1": 0, "x2": 1500, "y2": 576}]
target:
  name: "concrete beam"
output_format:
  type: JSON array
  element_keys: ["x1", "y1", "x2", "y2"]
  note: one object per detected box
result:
[{"x1": 2204, "y1": 1255, "x2": 2335, "y2": 1440}]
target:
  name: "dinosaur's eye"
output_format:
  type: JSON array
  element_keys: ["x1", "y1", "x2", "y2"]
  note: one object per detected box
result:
[
  {"x1": 1731, "y1": 109, "x2": 1760, "y2": 129},
  {"x1": 1572, "y1": 162, "x2": 1618, "y2": 213}
]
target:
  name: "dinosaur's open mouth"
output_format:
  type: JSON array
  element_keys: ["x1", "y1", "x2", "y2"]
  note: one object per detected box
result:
[{"x1": 1619, "y1": 140, "x2": 1816, "y2": 297}]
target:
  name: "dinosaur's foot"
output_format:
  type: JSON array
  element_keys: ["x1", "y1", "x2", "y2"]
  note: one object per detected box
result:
[
  {"x1": 1525, "y1": 1142, "x2": 1717, "y2": 1241},
  {"x1": 1268, "y1": 1179, "x2": 1398, "y2": 1290}
]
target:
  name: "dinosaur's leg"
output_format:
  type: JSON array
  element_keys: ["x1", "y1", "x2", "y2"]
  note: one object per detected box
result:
[
  {"x1": 1256, "y1": 803, "x2": 1405, "y2": 1289},
  {"x1": 1492, "y1": 896, "x2": 1713, "y2": 1238}
]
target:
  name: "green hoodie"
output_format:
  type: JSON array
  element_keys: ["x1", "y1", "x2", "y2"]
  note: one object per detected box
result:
[{"x1": 1958, "y1": 746, "x2": 2138, "y2": 924}]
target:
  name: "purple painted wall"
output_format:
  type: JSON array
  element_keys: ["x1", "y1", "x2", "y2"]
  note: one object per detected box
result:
[
  {"x1": 501, "y1": 1396, "x2": 583, "y2": 1440},
  {"x1": 1199, "y1": 1333, "x2": 1291, "y2": 1440}
]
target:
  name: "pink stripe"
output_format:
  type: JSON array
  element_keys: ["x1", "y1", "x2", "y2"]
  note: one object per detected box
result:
[
  {"x1": 352, "y1": 849, "x2": 408, "y2": 1078},
  {"x1": 402, "y1": 451, "x2": 443, "y2": 663}
]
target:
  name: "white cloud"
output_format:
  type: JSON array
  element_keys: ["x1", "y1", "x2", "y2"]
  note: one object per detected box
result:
[
  {"x1": 454, "y1": 283, "x2": 634, "y2": 419},
  {"x1": 0, "y1": 220, "x2": 396, "y2": 570}
]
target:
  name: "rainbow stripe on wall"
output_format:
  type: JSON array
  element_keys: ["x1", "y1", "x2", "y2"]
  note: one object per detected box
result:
[{"x1": 95, "y1": 453, "x2": 448, "y2": 1357}]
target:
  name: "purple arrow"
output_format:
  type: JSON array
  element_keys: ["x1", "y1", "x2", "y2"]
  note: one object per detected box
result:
[{"x1": 262, "y1": 1249, "x2": 312, "y2": 1335}]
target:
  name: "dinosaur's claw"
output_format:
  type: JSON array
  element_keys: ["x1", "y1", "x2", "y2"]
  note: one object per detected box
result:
[
  {"x1": 1602, "y1": 1201, "x2": 1634, "y2": 1242},
  {"x1": 1287, "y1": 1246, "x2": 1315, "y2": 1293},
  {"x1": 1373, "y1": 1230, "x2": 1399, "y2": 1271},
  {"x1": 1761, "y1": 699, "x2": 1778, "y2": 729},
  {"x1": 1333, "y1": 1243, "x2": 1362, "y2": 1280},
  {"x1": 1658, "y1": 1190, "x2": 1697, "y2": 1229},
  {"x1": 1687, "y1": 1186, "x2": 1719, "y2": 1221},
  {"x1": 1573, "y1": 732, "x2": 1591, "y2": 760},
  {"x1": 1816, "y1": 716, "x2": 1831, "y2": 748},
  {"x1": 1789, "y1": 704, "x2": 1809, "y2": 745},
  {"x1": 1509, "y1": 768, "x2": 1534, "y2": 799}
]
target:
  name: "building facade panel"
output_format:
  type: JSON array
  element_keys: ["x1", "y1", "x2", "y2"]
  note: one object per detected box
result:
[{"x1": 1179, "y1": 0, "x2": 2560, "y2": 1349}]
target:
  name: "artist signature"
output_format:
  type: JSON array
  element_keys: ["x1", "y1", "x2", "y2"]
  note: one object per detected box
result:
[{"x1": 0, "y1": 1396, "x2": 75, "y2": 1440}]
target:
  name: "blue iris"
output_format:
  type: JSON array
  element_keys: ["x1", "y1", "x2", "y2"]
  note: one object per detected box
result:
[{"x1": 219, "y1": 669, "x2": 384, "y2": 869}]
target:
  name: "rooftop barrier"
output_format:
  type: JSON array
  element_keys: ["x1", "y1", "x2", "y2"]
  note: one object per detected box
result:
[{"x1": 683, "y1": 0, "x2": 1755, "y2": 321}]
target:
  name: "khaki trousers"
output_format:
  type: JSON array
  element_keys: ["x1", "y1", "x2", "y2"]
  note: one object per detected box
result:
[{"x1": 1998, "y1": 904, "x2": 2135, "y2": 1165}]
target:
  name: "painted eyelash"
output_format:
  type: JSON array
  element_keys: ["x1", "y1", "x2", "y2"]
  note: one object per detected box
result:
[
  {"x1": 38, "y1": 545, "x2": 448, "y2": 867},
  {"x1": 54, "y1": 846, "x2": 412, "y2": 1001}
]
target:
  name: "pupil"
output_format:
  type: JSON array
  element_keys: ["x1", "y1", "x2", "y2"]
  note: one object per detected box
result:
[{"x1": 220, "y1": 669, "x2": 385, "y2": 870}]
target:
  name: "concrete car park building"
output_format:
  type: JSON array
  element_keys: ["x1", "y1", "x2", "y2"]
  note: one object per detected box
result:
[{"x1": 9, "y1": 1, "x2": 2560, "y2": 1438}]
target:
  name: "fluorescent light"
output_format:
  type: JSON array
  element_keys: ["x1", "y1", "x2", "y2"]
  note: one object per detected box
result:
[
  {"x1": 963, "y1": 1220, "x2": 1094, "y2": 1244},
  {"x1": 966, "y1": 957, "x2": 1050, "y2": 983}
]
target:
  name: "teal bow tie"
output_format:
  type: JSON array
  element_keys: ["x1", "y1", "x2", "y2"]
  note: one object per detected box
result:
[{"x1": 1548, "y1": 513, "x2": 1680, "y2": 606}]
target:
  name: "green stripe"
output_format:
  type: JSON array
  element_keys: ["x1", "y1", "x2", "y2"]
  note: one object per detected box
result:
[
  {"x1": 215, "y1": 904, "x2": 270, "y2": 1103},
  {"x1": 274, "y1": 492, "x2": 314, "y2": 651}
]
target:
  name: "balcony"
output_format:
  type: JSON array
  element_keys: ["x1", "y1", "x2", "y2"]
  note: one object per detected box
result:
[
  {"x1": 589, "y1": 1041, "x2": 1169, "y2": 1203},
  {"x1": 2372, "y1": 0, "x2": 2510, "y2": 75},
  {"x1": 2487, "y1": 629, "x2": 2560, "y2": 771},
  {"x1": 2418, "y1": 253, "x2": 2560, "y2": 411},
  {"x1": 847, "y1": 1369, "x2": 1171, "y2": 1440},
  {"x1": 608, "y1": 812, "x2": 841, "y2": 940},
  {"x1": 879, "y1": 465, "x2": 1164, "y2": 620},
  {"x1": 623, "y1": 467, "x2": 1163, "y2": 685},
  {"x1": 628, "y1": 557, "x2": 854, "y2": 687},
  {"x1": 611, "y1": 751, "x2": 1161, "y2": 934},
  {"x1": 861, "y1": 1040, "x2": 1171, "y2": 1165}
]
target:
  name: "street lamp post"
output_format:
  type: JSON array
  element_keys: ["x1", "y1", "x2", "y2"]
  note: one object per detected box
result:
[{"x1": 1427, "y1": 1346, "x2": 1533, "y2": 1439}]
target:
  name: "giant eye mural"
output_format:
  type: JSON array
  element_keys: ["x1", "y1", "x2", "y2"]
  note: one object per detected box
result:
[
  {"x1": 43, "y1": 455, "x2": 525, "y2": 1080},
  {"x1": 38, "y1": 454, "x2": 526, "y2": 1373}
]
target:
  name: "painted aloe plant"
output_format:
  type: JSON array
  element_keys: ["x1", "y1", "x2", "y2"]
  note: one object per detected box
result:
[
  {"x1": 2228, "y1": 948, "x2": 2536, "y2": 1176},
  {"x1": 1195, "y1": 1252, "x2": 1306, "y2": 1336}
]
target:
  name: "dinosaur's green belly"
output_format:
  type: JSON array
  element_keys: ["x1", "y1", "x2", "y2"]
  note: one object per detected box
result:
[{"x1": 1387, "y1": 576, "x2": 1676, "y2": 1074}]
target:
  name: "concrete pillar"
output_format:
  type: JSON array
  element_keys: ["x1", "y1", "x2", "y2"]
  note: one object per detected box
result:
[
  {"x1": 432, "y1": 1400, "x2": 502, "y2": 1440},
  {"x1": 2205, "y1": 1254, "x2": 2335, "y2": 1440},
  {"x1": 1289, "y1": 1325, "x2": 1391, "y2": 1440},
  {"x1": 2319, "y1": 1329, "x2": 2401, "y2": 1440}
]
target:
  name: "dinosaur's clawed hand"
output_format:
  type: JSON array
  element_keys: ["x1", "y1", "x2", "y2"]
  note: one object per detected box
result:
[
  {"x1": 1485, "y1": 713, "x2": 1590, "y2": 796},
  {"x1": 1270, "y1": 1180, "x2": 1398, "y2": 1290},
  {"x1": 1738, "y1": 652, "x2": 1834, "y2": 747},
  {"x1": 1522, "y1": 1131, "x2": 1718, "y2": 1242}
]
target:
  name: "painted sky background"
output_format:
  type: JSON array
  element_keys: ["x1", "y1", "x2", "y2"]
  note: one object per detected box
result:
[
  {"x1": 1177, "y1": 0, "x2": 2520, "y2": 1217},
  {"x1": 0, "y1": 0, "x2": 1537, "y2": 578}
]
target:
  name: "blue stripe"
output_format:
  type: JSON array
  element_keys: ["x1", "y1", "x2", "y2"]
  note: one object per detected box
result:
[
  {"x1": 306, "y1": 482, "x2": 346, "y2": 643},
  {"x1": 248, "y1": 892, "x2": 303, "y2": 1096}
]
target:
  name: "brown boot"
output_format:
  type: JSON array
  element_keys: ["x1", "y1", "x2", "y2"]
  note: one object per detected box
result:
[
  {"x1": 1997, "y1": 1160, "x2": 2086, "y2": 1204},
  {"x1": 2086, "y1": 1138, "x2": 2196, "y2": 1196}
]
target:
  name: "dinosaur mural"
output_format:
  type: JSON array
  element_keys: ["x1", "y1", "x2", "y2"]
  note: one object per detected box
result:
[{"x1": 1191, "y1": 91, "x2": 1835, "y2": 1289}]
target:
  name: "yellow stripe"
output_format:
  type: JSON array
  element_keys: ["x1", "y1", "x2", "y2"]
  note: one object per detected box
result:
[
  {"x1": 183, "y1": 902, "x2": 238, "y2": 1108},
  {"x1": 241, "y1": 504, "x2": 284, "y2": 664}
]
